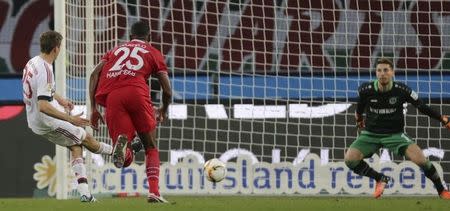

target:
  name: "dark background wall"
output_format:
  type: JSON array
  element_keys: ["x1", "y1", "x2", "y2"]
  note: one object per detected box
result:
[
  {"x1": 0, "y1": 107, "x2": 54, "y2": 197},
  {"x1": 0, "y1": 0, "x2": 54, "y2": 197}
]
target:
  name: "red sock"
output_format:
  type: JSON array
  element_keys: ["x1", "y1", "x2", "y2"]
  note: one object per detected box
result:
[{"x1": 145, "y1": 148, "x2": 160, "y2": 196}]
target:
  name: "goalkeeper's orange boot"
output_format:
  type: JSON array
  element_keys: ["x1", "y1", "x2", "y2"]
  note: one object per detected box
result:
[
  {"x1": 439, "y1": 190, "x2": 450, "y2": 199},
  {"x1": 374, "y1": 176, "x2": 390, "y2": 199}
]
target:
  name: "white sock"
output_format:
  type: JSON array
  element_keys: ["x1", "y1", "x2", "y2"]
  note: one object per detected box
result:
[
  {"x1": 71, "y1": 158, "x2": 91, "y2": 197},
  {"x1": 77, "y1": 183, "x2": 91, "y2": 197},
  {"x1": 95, "y1": 142, "x2": 113, "y2": 155}
]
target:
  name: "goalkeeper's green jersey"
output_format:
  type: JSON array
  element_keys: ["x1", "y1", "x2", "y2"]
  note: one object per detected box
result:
[{"x1": 356, "y1": 80, "x2": 441, "y2": 134}]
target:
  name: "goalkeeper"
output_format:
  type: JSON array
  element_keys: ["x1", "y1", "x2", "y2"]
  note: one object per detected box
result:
[{"x1": 345, "y1": 58, "x2": 450, "y2": 199}]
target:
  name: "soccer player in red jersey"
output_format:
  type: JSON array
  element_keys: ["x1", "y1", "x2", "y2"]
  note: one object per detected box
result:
[{"x1": 89, "y1": 21, "x2": 172, "y2": 203}]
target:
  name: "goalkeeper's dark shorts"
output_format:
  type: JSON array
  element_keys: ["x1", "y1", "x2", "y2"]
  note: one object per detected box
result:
[{"x1": 349, "y1": 130, "x2": 415, "y2": 158}]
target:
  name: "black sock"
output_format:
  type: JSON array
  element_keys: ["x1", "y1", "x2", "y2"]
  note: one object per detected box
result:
[
  {"x1": 78, "y1": 178, "x2": 88, "y2": 184},
  {"x1": 421, "y1": 163, "x2": 445, "y2": 194},
  {"x1": 346, "y1": 160, "x2": 384, "y2": 181}
]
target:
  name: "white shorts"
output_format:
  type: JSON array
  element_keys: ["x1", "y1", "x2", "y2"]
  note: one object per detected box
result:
[{"x1": 41, "y1": 119, "x2": 86, "y2": 147}]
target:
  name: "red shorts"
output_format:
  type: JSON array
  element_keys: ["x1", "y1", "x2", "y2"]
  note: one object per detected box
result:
[{"x1": 105, "y1": 86, "x2": 156, "y2": 145}]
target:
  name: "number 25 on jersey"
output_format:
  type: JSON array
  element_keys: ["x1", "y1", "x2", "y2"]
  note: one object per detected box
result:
[{"x1": 109, "y1": 46, "x2": 149, "y2": 72}]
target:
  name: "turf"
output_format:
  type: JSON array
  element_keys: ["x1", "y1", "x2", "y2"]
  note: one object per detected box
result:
[{"x1": 0, "y1": 196, "x2": 448, "y2": 211}]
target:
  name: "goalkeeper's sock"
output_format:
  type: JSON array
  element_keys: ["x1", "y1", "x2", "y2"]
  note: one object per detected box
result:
[
  {"x1": 345, "y1": 160, "x2": 383, "y2": 181},
  {"x1": 420, "y1": 161, "x2": 445, "y2": 194},
  {"x1": 95, "y1": 142, "x2": 113, "y2": 155},
  {"x1": 145, "y1": 148, "x2": 160, "y2": 196},
  {"x1": 72, "y1": 158, "x2": 91, "y2": 197}
]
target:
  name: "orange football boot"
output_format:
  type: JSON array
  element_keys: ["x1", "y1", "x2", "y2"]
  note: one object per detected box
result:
[
  {"x1": 374, "y1": 176, "x2": 390, "y2": 199},
  {"x1": 439, "y1": 190, "x2": 450, "y2": 199}
]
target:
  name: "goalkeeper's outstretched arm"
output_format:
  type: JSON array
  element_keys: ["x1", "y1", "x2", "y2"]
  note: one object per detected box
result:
[{"x1": 405, "y1": 87, "x2": 450, "y2": 129}]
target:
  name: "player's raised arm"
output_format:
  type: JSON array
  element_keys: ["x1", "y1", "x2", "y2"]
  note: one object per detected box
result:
[{"x1": 404, "y1": 85, "x2": 450, "y2": 129}]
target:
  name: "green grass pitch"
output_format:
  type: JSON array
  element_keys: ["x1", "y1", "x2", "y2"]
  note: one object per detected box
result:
[{"x1": 0, "y1": 196, "x2": 448, "y2": 211}]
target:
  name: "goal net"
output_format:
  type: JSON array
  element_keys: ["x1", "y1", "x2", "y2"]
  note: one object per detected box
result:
[{"x1": 55, "y1": 0, "x2": 450, "y2": 198}]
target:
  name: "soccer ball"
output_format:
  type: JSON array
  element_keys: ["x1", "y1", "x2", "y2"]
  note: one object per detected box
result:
[{"x1": 203, "y1": 158, "x2": 227, "y2": 182}]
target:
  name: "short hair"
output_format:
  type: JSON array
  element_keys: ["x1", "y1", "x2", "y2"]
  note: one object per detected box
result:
[
  {"x1": 130, "y1": 21, "x2": 150, "y2": 38},
  {"x1": 40, "y1": 31, "x2": 63, "y2": 54},
  {"x1": 376, "y1": 58, "x2": 394, "y2": 69}
]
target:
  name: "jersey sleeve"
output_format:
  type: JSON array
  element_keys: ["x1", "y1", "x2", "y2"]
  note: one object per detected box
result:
[
  {"x1": 401, "y1": 83, "x2": 442, "y2": 122},
  {"x1": 150, "y1": 48, "x2": 168, "y2": 74},
  {"x1": 356, "y1": 83, "x2": 370, "y2": 114},
  {"x1": 36, "y1": 63, "x2": 54, "y2": 100},
  {"x1": 101, "y1": 49, "x2": 112, "y2": 62}
]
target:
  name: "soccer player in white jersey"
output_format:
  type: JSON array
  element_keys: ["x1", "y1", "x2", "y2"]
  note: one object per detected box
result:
[{"x1": 22, "y1": 31, "x2": 113, "y2": 202}]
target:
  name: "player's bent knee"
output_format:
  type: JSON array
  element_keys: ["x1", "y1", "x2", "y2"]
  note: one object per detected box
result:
[
  {"x1": 345, "y1": 148, "x2": 363, "y2": 161},
  {"x1": 405, "y1": 144, "x2": 427, "y2": 164}
]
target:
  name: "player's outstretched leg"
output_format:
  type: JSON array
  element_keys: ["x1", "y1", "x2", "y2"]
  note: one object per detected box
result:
[
  {"x1": 69, "y1": 146, "x2": 97, "y2": 202},
  {"x1": 113, "y1": 134, "x2": 128, "y2": 168},
  {"x1": 405, "y1": 144, "x2": 450, "y2": 199},
  {"x1": 345, "y1": 149, "x2": 389, "y2": 198},
  {"x1": 81, "y1": 133, "x2": 113, "y2": 155},
  {"x1": 346, "y1": 159, "x2": 390, "y2": 198},
  {"x1": 145, "y1": 147, "x2": 162, "y2": 202},
  {"x1": 420, "y1": 162, "x2": 450, "y2": 199},
  {"x1": 137, "y1": 130, "x2": 169, "y2": 203}
]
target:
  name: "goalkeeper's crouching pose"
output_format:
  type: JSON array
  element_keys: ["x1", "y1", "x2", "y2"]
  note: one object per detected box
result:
[{"x1": 345, "y1": 58, "x2": 450, "y2": 199}]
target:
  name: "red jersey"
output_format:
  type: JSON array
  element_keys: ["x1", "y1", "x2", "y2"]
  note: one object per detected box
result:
[{"x1": 95, "y1": 39, "x2": 168, "y2": 106}]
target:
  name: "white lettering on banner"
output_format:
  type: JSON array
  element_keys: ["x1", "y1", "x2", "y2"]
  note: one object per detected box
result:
[
  {"x1": 88, "y1": 153, "x2": 446, "y2": 195},
  {"x1": 219, "y1": 148, "x2": 259, "y2": 164},
  {"x1": 168, "y1": 104, "x2": 188, "y2": 120},
  {"x1": 204, "y1": 104, "x2": 228, "y2": 119},
  {"x1": 320, "y1": 149, "x2": 329, "y2": 165},
  {"x1": 234, "y1": 104, "x2": 286, "y2": 119},
  {"x1": 272, "y1": 149, "x2": 281, "y2": 164},
  {"x1": 292, "y1": 149, "x2": 310, "y2": 165},
  {"x1": 67, "y1": 104, "x2": 351, "y2": 119},
  {"x1": 289, "y1": 104, "x2": 352, "y2": 118},
  {"x1": 169, "y1": 150, "x2": 205, "y2": 165},
  {"x1": 101, "y1": 147, "x2": 445, "y2": 168},
  {"x1": 423, "y1": 148, "x2": 445, "y2": 159},
  {"x1": 380, "y1": 149, "x2": 392, "y2": 163}
]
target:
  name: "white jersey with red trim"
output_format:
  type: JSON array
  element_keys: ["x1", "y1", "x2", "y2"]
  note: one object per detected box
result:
[{"x1": 22, "y1": 55, "x2": 62, "y2": 135}]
